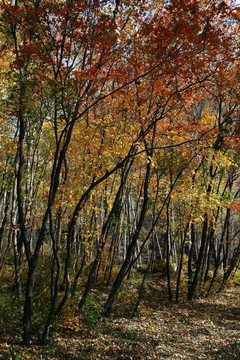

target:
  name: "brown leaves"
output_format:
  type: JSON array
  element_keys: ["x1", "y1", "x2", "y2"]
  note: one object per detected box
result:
[{"x1": 1, "y1": 284, "x2": 240, "y2": 359}]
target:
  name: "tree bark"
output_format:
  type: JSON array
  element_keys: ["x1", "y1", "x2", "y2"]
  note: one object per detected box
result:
[
  {"x1": 102, "y1": 159, "x2": 151, "y2": 317},
  {"x1": 188, "y1": 215, "x2": 208, "y2": 300}
]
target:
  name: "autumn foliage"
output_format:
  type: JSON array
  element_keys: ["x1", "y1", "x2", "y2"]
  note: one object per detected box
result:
[{"x1": 0, "y1": 0, "x2": 239, "y2": 347}]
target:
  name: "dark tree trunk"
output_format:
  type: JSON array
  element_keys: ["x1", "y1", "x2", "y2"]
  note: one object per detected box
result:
[
  {"x1": 102, "y1": 160, "x2": 151, "y2": 317},
  {"x1": 176, "y1": 222, "x2": 189, "y2": 302},
  {"x1": 166, "y1": 200, "x2": 172, "y2": 301},
  {"x1": 78, "y1": 161, "x2": 132, "y2": 314},
  {"x1": 22, "y1": 258, "x2": 36, "y2": 345},
  {"x1": 41, "y1": 211, "x2": 61, "y2": 344},
  {"x1": 188, "y1": 215, "x2": 208, "y2": 300},
  {"x1": 72, "y1": 253, "x2": 86, "y2": 296},
  {"x1": 131, "y1": 252, "x2": 153, "y2": 317}
]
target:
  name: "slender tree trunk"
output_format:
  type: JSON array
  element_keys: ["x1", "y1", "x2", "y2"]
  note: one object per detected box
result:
[
  {"x1": 41, "y1": 211, "x2": 62, "y2": 344},
  {"x1": 176, "y1": 222, "x2": 189, "y2": 302},
  {"x1": 131, "y1": 251, "x2": 153, "y2": 317},
  {"x1": 78, "y1": 162, "x2": 132, "y2": 314},
  {"x1": 13, "y1": 231, "x2": 22, "y2": 297},
  {"x1": 0, "y1": 193, "x2": 9, "y2": 254},
  {"x1": 22, "y1": 258, "x2": 36, "y2": 345},
  {"x1": 166, "y1": 200, "x2": 172, "y2": 301},
  {"x1": 72, "y1": 253, "x2": 86, "y2": 296},
  {"x1": 204, "y1": 229, "x2": 214, "y2": 284},
  {"x1": 188, "y1": 215, "x2": 208, "y2": 300},
  {"x1": 207, "y1": 208, "x2": 230, "y2": 295},
  {"x1": 102, "y1": 160, "x2": 151, "y2": 317}
]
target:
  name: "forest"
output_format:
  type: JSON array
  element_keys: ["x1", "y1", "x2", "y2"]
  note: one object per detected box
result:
[{"x1": 0, "y1": 0, "x2": 240, "y2": 358}]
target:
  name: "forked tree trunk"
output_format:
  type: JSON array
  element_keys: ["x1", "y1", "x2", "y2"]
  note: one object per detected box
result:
[
  {"x1": 78, "y1": 161, "x2": 132, "y2": 314},
  {"x1": 102, "y1": 160, "x2": 151, "y2": 317}
]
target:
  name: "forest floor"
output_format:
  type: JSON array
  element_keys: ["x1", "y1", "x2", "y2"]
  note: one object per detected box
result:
[{"x1": 0, "y1": 279, "x2": 240, "y2": 360}]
